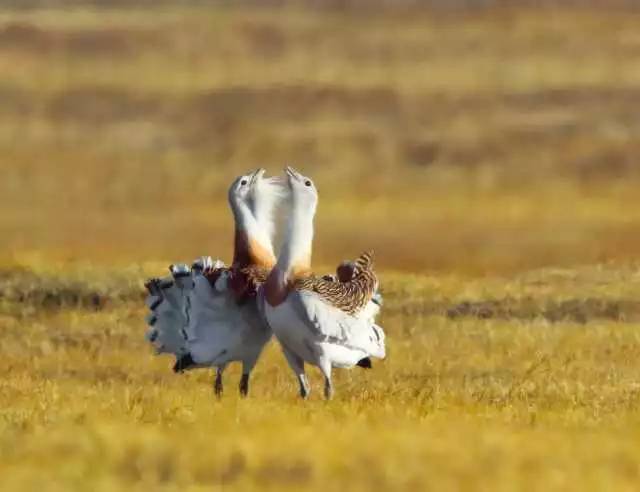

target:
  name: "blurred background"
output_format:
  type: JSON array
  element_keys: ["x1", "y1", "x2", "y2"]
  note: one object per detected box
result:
[{"x1": 2, "y1": 0, "x2": 640, "y2": 274}]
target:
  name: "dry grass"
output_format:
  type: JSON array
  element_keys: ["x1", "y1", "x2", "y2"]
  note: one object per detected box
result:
[
  {"x1": 3, "y1": 263, "x2": 640, "y2": 491},
  {"x1": 1, "y1": 4, "x2": 640, "y2": 271},
  {"x1": 2, "y1": 2, "x2": 640, "y2": 490}
]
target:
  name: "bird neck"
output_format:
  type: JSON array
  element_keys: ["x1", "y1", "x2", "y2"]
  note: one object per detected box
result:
[
  {"x1": 276, "y1": 201, "x2": 315, "y2": 280},
  {"x1": 231, "y1": 200, "x2": 276, "y2": 269},
  {"x1": 264, "y1": 198, "x2": 316, "y2": 307}
]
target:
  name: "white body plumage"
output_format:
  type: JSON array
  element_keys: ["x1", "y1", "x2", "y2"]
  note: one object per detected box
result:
[
  {"x1": 185, "y1": 270, "x2": 271, "y2": 371},
  {"x1": 261, "y1": 167, "x2": 386, "y2": 399},
  {"x1": 263, "y1": 290, "x2": 385, "y2": 369},
  {"x1": 144, "y1": 169, "x2": 285, "y2": 397}
]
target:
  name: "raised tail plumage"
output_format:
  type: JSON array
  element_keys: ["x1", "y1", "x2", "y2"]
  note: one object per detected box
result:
[{"x1": 143, "y1": 256, "x2": 224, "y2": 366}]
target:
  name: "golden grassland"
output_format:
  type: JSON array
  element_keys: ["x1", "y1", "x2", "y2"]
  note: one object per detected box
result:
[
  {"x1": 1, "y1": 4, "x2": 640, "y2": 272},
  {"x1": 2, "y1": 2, "x2": 640, "y2": 490},
  {"x1": 3, "y1": 264, "x2": 640, "y2": 491}
]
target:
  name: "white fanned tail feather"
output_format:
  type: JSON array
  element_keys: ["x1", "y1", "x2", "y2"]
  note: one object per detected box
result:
[
  {"x1": 143, "y1": 255, "x2": 271, "y2": 375},
  {"x1": 143, "y1": 256, "x2": 223, "y2": 362},
  {"x1": 184, "y1": 270, "x2": 271, "y2": 370}
]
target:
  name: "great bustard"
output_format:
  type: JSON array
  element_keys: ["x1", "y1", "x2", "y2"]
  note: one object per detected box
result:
[
  {"x1": 144, "y1": 168, "x2": 285, "y2": 397},
  {"x1": 260, "y1": 167, "x2": 386, "y2": 400}
]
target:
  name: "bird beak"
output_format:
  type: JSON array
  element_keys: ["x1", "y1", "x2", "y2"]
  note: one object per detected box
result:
[
  {"x1": 249, "y1": 168, "x2": 265, "y2": 186},
  {"x1": 285, "y1": 166, "x2": 302, "y2": 182}
]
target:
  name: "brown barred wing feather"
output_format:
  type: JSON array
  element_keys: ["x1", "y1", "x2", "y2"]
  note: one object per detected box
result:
[
  {"x1": 353, "y1": 250, "x2": 374, "y2": 275},
  {"x1": 226, "y1": 264, "x2": 270, "y2": 302},
  {"x1": 240, "y1": 265, "x2": 269, "y2": 286},
  {"x1": 294, "y1": 251, "x2": 377, "y2": 315}
]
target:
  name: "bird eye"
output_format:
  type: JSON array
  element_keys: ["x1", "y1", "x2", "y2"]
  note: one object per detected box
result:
[
  {"x1": 305, "y1": 180, "x2": 312, "y2": 187},
  {"x1": 240, "y1": 179, "x2": 247, "y2": 186}
]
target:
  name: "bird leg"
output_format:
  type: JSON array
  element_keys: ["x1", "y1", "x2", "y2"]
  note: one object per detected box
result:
[
  {"x1": 239, "y1": 354, "x2": 260, "y2": 398},
  {"x1": 299, "y1": 374, "x2": 310, "y2": 399},
  {"x1": 318, "y1": 358, "x2": 333, "y2": 401},
  {"x1": 239, "y1": 373, "x2": 250, "y2": 397},
  {"x1": 214, "y1": 365, "x2": 226, "y2": 398},
  {"x1": 323, "y1": 377, "x2": 333, "y2": 400},
  {"x1": 282, "y1": 345, "x2": 310, "y2": 399}
]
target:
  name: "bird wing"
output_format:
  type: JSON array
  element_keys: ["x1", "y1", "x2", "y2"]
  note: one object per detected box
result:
[
  {"x1": 294, "y1": 251, "x2": 378, "y2": 315},
  {"x1": 290, "y1": 290, "x2": 386, "y2": 358},
  {"x1": 185, "y1": 274, "x2": 268, "y2": 365}
]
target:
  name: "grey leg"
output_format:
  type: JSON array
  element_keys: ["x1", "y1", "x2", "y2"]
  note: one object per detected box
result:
[
  {"x1": 239, "y1": 353, "x2": 260, "y2": 398},
  {"x1": 299, "y1": 373, "x2": 310, "y2": 400},
  {"x1": 318, "y1": 357, "x2": 333, "y2": 400},
  {"x1": 239, "y1": 373, "x2": 249, "y2": 397},
  {"x1": 214, "y1": 365, "x2": 226, "y2": 398},
  {"x1": 281, "y1": 345, "x2": 309, "y2": 399}
]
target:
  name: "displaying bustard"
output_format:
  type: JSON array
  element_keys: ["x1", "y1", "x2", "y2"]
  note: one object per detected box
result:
[
  {"x1": 260, "y1": 167, "x2": 386, "y2": 400},
  {"x1": 144, "y1": 168, "x2": 286, "y2": 397}
]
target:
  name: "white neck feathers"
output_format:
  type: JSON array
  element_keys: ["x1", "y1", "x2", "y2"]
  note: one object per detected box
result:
[
  {"x1": 276, "y1": 201, "x2": 315, "y2": 277},
  {"x1": 230, "y1": 196, "x2": 276, "y2": 268}
]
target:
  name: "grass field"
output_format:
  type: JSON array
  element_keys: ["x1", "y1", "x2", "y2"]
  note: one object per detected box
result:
[
  {"x1": 2, "y1": 2, "x2": 640, "y2": 490},
  {"x1": 3, "y1": 264, "x2": 640, "y2": 490}
]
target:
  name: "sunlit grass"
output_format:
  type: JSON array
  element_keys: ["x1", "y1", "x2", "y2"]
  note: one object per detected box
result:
[
  {"x1": 2, "y1": 4, "x2": 640, "y2": 271},
  {"x1": 2, "y1": 3, "x2": 640, "y2": 490},
  {"x1": 2, "y1": 264, "x2": 640, "y2": 490}
]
